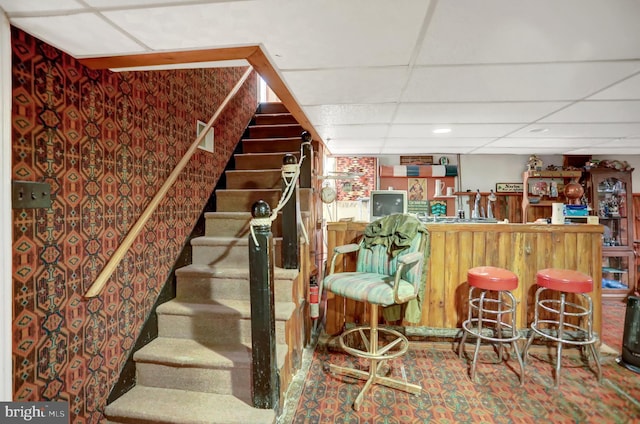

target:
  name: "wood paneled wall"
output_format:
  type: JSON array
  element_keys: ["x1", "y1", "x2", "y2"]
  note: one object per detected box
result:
[{"x1": 324, "y1": 221, "x2": 603, "y2": 338}]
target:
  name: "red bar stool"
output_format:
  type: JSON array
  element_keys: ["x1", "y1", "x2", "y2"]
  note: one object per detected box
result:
[
  {"x1": 459, "y1": 266, "x2": 524, "y2": 384},
  {"x1": 522, "y1": 268, "x2": 602, "y2": 387}
]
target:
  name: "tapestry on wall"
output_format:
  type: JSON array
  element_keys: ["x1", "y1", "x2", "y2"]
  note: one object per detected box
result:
[{"x1": 335, "y1": 157, "x2": 376, "y2": 201}]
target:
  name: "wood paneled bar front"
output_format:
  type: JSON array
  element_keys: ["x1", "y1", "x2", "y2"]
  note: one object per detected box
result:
[{"x1": 324, "y1": 221, "x2": 603, "y2": 338}]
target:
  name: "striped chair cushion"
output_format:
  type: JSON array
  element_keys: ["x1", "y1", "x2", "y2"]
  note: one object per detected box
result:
[
  {"x1": 356, "y1": 237, "x2": 422, "y2": 285},
  {"x1": 323, "y1": 272, "x2": 416, "y2": 307}
]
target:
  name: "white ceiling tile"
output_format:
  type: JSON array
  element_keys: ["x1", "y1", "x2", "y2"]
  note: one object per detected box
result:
[
  {"x1": 589, "y1": 72, "x2": 640, "y2": 100},
  {"x1": 486, "y1": 138, "x2": 610, "y2": 148},
  {"x1": 85, "y1": 0, "x2": 231, "y2": 6},
  {"x1": 567, "y1": 146, "x2": 640, "y2": 154},
  {"x1": 403, "y1": 62, "x2": 640, "y2": 102},
  {"x1": 394, "y1": 102, "x2": 569, "y2": 124},
  {"x1": 327, "y1": 139, "x2": 384, "y2": 155},
  {"x1": 381, "y1": 145, "x2": 476, "y2": 154},
  {"x1": 102, "y1": 0, "x2": 429, "y2": 68},
  {"x1": 11, "y1": 14, "x2": 146, "y2": 56},
  {"x1": 326, "y1": 139, "x2": 384, "y2": 147},
  {"x1": 382, "y1": 138, "x2": 494, "y2": 149},
  {"x1": 418, "y1": 0, "x2": 640, "y2": 65},
  {"x1": 388, "y1": 123, "x2": 522, "y2": 138},
  {"x1": 0, "y1": 0, "x2": 83, "y2": 13},
  {"x1": 473, "y1": 146, "x2": 573, "y2": 154},
  {"x1": 540, "y1": 101, "x2": 640, "y2": 123},
  {"x1": 284, "y1": 68, "x2": 407, "y2": 104},
  {"x1": 509, "y1": 123, "x2": 640, "y2": 138},
  {"x1": 257, "y1": 0, "x2": 431, "y2": 70},
  {"x1": 596, "y1": 138, "x2": 640, "y2": 147},
  {"x1": 303, "y1": 104, "x2": 396, "y2": 126},
  {"x1": 315, "y1": 124, "x2": 389, "y2": 141},
  {"x1": 102, "y1": 2, "x2": 265, "y2": 50}
]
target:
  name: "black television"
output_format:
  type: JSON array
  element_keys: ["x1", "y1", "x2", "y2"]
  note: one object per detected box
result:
[{"x1": 369, "y1": 190, "x2": 408, "y2": 222}]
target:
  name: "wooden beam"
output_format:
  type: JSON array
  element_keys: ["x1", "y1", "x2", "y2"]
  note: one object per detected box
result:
[
  {"x1": 246, "y1": 47, "x2": 324, "y2": 147},
  {"x1": 79, "y1": 46, "x2": 258, "y2": 70}
]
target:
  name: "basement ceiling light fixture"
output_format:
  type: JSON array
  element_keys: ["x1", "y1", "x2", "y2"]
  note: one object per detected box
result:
[{"x1": 432, "y1": 128, "x2": 452, "y2": 134}]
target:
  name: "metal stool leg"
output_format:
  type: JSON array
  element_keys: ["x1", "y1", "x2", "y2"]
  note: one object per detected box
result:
[
  {"x1": 458, "y1": 287, "x2": 474, "y2": 358},
  {"x1": 522, "y1": 287, "x2": 541, "y2": 369},
  {"x1": 504, "y1": 290, "x2": 524, "y2": 386}
]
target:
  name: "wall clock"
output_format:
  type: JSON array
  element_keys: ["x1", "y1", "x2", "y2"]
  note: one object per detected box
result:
[
  {"x1": 439, "y1": 156, "x2": 449, "y2": 165},
  {"x1": 320, "y1": 186, "x2": 337, "y2": 204}
]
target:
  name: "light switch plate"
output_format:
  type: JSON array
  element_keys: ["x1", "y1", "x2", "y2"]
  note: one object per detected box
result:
[{"x1": 12, "y1": 181, "x2": 52, "y2": 209}]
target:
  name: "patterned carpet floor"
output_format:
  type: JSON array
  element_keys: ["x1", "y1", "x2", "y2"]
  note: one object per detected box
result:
[{"x1": 283, "y1": 302, "x2": 639, "y2": 424}]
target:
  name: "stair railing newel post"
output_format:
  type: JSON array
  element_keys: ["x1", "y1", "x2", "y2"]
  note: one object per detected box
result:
[
  {"x1": 282, "y1": 153, "x2": 299, "y2": 269},
  {"x1": 248, "y1": 200, "x2": 279, "y2": 410},
  {"x1": 299, "y1": 130, "x2": 312, "y2": 189}
]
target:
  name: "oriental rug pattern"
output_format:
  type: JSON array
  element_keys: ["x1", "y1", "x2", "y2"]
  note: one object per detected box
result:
[{"x1": 291, "y1": 342, "x2": 639, "y2": 424}]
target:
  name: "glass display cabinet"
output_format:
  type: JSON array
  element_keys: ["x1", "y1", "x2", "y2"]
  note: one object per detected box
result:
[{"x1": 588, "y1": 168, "x2": 635, "y2": 299}]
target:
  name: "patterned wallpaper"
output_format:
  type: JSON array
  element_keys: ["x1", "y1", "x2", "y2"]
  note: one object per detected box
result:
[
  {"x1": 335, "y1": 157, "x2": 376, "y2": 201},
  {"x1": 10, "y1": 27, "x2": 257, "y2": 422}
]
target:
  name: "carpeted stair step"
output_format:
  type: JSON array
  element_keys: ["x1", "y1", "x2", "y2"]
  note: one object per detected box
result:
[
  {"x1": 190, "y1": 236, "x2": 283, "y2": 268},
  {"x1": 234, "y1": 152, "x2": 300, "y2": 170},
  {"x1": 246, "y1": 124, "x2": 304, "y2": 139},
  {"x1": 203, "y1": 211, "x2": 309, "y2": 238},
  {"x1": 105, "y1": 386, "x2": 275, "y2": 424},
  {"x1": 258, "y1": 102, "x2": 288, "y2": 114},
  {"x1": 204, "y1": 211, "x2": 281, "y2": 238},
  {"x1": 175, "y1": 264, "x2": 298, "y2": 304},
  {"x1": 241, "y1": 137, "x2": 302, "y2": 153},
  {"x1": 216, "y1": 188, "x2": 281, "y2": 212},
  {"x1": 216, "y1": 188, "x2": 312, "y2": 213},
  {"x1": 132, "y1": 338, "x2": 288, "y2": 403},
  {"x1": 225, "y1": 169, "x2": 282, "y2": 189},
  {"x1": 253, "y1": 113, "x2": 297, "y2": 126},
  {"x1": 156, "y1": 299, "x2": 295, "y2": 345}
]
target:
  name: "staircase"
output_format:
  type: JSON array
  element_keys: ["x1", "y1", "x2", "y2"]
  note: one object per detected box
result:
[{"x1": 105, "y1": 103, "x2": 311, "y2": 424}]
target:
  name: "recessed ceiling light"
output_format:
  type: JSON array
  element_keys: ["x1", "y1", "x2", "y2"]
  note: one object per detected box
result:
[
  {"x1": 432, "y1": 128, "x2": 452, "y2": 134},
  {"x1": 529, "y1": 128, "x2": 548, "y2": 133}
]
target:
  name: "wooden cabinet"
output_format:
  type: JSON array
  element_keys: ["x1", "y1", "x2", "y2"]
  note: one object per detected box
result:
[
  {"x1": 587, "y1": 168, "x2": 635, "y2": 299},
  {"x1": 521, "y1": 170, "x2": 583, "y2": 223}
]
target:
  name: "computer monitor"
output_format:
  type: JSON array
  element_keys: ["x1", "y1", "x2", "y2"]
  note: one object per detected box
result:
[{"x1": 369, "y1": 190, "x2": 408, "y2": 221}]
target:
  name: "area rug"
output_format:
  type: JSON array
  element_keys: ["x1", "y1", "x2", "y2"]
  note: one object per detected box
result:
[{"x1": 291, "y1": 342, "x2": 640, "y2": 424}]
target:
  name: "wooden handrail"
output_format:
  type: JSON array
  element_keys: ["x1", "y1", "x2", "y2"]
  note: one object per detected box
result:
[{"x1": 85, "y1": 66, "x2": 254, "y2": 298}]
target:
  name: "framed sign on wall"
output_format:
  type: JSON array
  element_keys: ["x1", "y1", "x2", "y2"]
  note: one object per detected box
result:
[{"x1": 496, "y1": 183, "x2": 524, "y2": 193}]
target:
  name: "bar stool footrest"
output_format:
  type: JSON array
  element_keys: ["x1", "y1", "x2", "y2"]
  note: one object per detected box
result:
[{"x1": 338, "y1": 326, "x2": 410, "y2": 361}]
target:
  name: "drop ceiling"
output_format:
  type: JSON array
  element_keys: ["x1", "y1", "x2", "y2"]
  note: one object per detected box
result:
[{"x1": 3, "y1": 0, "x2": 640, "y2": 156}]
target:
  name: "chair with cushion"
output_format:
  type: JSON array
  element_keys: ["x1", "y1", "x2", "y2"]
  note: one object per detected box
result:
[{"x1": 323, "y1": 213, "x2": 428, "y2": 411}]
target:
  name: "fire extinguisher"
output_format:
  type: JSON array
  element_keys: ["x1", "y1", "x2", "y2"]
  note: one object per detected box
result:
[{"x1": 309, "y1": 275, "x2": 319, "y2": 320}]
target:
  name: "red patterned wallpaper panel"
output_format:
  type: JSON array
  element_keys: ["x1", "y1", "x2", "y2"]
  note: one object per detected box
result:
[
  {"x1": 335, "y1": 157, "x2": 376, "y2": 201},
  {"x1": 10, "y1": 27, "x2": 257, "y2": 423}
]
